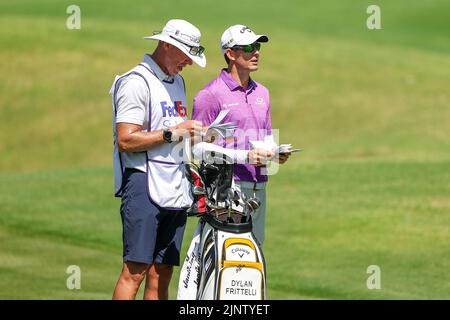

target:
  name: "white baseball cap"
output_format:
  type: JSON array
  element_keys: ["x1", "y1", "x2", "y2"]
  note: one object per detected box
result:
[
  {"x1": 144, "y1": 19, "x2": 206, "y2": 68},
  {"x1": 220, "y1": 25, "x2": 269, "y2": 54}
]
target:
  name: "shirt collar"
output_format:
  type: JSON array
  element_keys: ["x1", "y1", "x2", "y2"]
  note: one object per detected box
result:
[
  {"x1": 143, "y1": 54, "x2": 174, "y2": 82},
  {"x1": 219, "y1": 69, "x2": 256, "y2": 91}
]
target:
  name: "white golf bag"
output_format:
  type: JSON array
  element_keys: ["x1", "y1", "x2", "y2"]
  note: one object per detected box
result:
[
  {"x1": 178, "y1": 154, "x2": 266, "y2": 300},
  {"x1": 196, "y1": 210, "x2": 266, "y2": 300}
]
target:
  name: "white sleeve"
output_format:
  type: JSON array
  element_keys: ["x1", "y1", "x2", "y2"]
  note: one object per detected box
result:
[
  {"x1": 115, "y1": 75, "x2": 149, "y2": 125},
  {"x1": 192, "y1": 142, "x2": 248, "y2": 164}
]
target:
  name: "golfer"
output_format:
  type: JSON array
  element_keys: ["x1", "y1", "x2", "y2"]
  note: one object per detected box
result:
[
  {"x1": 192, "y1": 24, "x2": 290, "y2": 245},
  {"x1": 110, "y1": 19, "x2": 206, "y2": 300}
]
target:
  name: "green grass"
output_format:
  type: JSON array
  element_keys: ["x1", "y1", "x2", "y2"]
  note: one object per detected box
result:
[
  {"x1": 0, "y1": 0, "x2": 449, "y2": 299},
  {"x1": 0, "y1": 161, "x2": 449, "y2": 299},
  {"x1": 1, "y1": 0, "x2": 449, "y2": 171}
]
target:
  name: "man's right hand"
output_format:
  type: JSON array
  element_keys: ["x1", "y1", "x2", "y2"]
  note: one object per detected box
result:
[
  {"x1": 247, "y1": 148, "x2": 274, "y2": 166},
  {"x1": 170, "y1": 120, "x2": 203, "y2": 141}
]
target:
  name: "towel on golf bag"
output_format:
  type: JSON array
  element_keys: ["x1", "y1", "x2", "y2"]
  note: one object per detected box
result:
[{"x1": 177, "y1": 223, "x2": 202, "y2": 300}]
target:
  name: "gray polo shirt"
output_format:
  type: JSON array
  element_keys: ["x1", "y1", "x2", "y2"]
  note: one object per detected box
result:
[{"x1": 114, "y1": 55, "x2": 173, "y2": 172}]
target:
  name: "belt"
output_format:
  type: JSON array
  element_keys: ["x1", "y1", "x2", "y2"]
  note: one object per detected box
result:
[{"x1": 235, "y1": 180, "x2": 266, "y2": 191}]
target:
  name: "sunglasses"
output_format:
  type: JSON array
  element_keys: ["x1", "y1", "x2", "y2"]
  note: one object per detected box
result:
[
  {"x1": 232, "y1": 42, "x2": 261, "y2": 53},
  {"x1": 169, "y1": 35, "x2": 205, "y2": 57}
]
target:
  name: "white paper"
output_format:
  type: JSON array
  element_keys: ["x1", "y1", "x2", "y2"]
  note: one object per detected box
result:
[
  {"x1": 249, "y1": 136, "x2": 301, "y2": 155},
  {"x1": 209, "y1": 109, "x2": 229, "y2": 127},
  {"x1": 205, "y1": 110, "x2": 237, "y2": 139}
]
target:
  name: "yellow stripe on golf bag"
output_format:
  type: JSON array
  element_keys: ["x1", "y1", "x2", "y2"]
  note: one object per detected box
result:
[{"x1": 222, "y1": 260, "x2": 263, "y2": 272}]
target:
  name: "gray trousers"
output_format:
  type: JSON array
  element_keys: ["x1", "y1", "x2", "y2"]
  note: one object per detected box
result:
[{"x1": 233, "y1": 180, "x2": 267, "y2": 246}]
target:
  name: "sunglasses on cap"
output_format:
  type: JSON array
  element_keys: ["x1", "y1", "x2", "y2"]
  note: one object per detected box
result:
[
  {"x1": 169, "y1": 35, "x2": 205, "y2": 57},
  {"x1": 232, "y1": 42, "x2": 261, "y2": 53},
  {"x1": 152, "y1": 31, "x2": 205, "y2": 57}
]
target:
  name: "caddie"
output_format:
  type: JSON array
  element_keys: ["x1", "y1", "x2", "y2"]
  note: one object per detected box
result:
[{"x1": 110, "y1": 19, "x2": 206, "y2": 300}]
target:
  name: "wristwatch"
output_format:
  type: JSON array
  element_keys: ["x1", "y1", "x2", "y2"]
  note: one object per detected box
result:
[{"x1": 162, "y1": 129, "x2": 173, "y2": 143}]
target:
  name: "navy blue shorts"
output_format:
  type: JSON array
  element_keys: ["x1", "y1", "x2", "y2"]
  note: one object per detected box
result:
[{"x1": 120, "y1": 168, "x2": 187, "y2": 266}]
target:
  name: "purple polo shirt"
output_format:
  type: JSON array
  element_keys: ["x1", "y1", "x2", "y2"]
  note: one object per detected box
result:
[{"x1": 192, "y1": 69, "x2": 272, "y2": 183}]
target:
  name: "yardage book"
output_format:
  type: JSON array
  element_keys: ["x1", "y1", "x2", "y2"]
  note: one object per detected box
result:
[
  {"x1": 250, "y1": 136, "x2": 301, "y2": 155},
  {"x1": 204, "y1": 109, "x2": 237, "y2": 139}
]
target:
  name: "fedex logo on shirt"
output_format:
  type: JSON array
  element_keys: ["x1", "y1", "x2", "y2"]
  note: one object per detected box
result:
[{"x1": 160, "y1": 101, "x2": 187, "y2": 118}]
